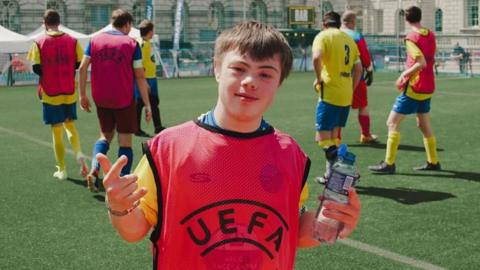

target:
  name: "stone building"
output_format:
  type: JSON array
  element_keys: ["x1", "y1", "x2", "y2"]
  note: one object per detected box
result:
[{"x1": 1, "y1": 0, "x2": 479, "y2": 47}]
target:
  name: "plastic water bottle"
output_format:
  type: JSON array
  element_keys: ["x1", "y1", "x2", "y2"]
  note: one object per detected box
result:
[{"x1": 313, "y1": 144, "x2": 360, "y2": 244}]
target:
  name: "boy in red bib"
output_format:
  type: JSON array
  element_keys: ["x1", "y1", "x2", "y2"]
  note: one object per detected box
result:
[
  {"x1": 97, "y1": 22, "x2": 360, "y2": 270},
  {"x1": 27, "y1": 10, "x2": 88, "y2": 180},
  {"x1": 79, "y1": 9, "x2": 151, "y2": 191},
  {"x1": 369, "y1": 6, "x2": 440, "y2": 174}
]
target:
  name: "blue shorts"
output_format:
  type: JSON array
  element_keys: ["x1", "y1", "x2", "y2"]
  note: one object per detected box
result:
[
  {"x1": 134, "y1": 78, "x2": 158, "y2": 99},
  {"x1": 315, "y1": 101, "x2": 350, "y2": 131},
  {"x1": 43, "y1": 103, "x2": 77, "y2": 125},
  {"x1": 392, "y1": 94, "x2": 431, "y2": 115}
]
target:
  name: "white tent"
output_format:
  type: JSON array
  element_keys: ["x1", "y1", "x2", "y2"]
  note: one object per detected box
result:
[
  {"x1": 26, "y1": 24, "x2": 90, "y2": 48},
  {"x1": 89, "y1": 24, "x2": 140, "y2": 39},
  {"x1": 0, "y1": 25, "x2": 32, "y2": 53}
]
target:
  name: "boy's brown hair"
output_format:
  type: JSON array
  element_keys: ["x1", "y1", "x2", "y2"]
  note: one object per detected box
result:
[
  {"x1": 43, "y1": 9, "x2": 60, "y2": 26},
  {"x1": 214, "y1": 21, "x2": 292, "y2": 83},
  {"x1": 323, "y1": 11, "x2": 341, "y2": 28},
  {"x1": 111, "y1": 9, "x2": 134, "y2": 28},
  {"x1": 405, "y1": 6, "x2": 422, "y2": 23},
  {"x1": 139, "y1": 20, "x2": 154, "y2": 37}
]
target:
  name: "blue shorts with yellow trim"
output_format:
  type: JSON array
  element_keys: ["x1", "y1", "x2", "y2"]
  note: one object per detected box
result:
[
  {"x1": 392, "y1": 93, "x2": 431, "y2": 115},
  {"x1": 134, "y1": 78, "x2": 158, "y2": 99},
  {"x1": 315, "y1": 101, "x2": 350, "y2": 131},
  {"x1": 42, "y1": 103, "x2": 77, "y2": 125}
]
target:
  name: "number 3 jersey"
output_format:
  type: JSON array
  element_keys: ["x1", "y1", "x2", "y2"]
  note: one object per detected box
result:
[{"x1": 312, "y1": 28, "x2": 360, "y2": 106}]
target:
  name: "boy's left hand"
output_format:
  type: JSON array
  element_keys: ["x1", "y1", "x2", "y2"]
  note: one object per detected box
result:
[
  {"x1": 395, "y1": 73, "x2": 408, "y2": 91},
  {"x1": 321, "y1": 188, "x2": 361, "y2": 239},
  {"x1": 313, "y1": 79, "x2": 322, "y2": 94}
]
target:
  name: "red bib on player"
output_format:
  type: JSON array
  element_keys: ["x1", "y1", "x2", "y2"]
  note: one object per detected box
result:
[
  {"x1": 144, "y1": 121, "x2": 309, "y2": 270},
  {"x1": 89, "y1": 32, "x2": 136, "y2": 108},
  {"x1": 405, "y1": 30, "x2": 436, "y2": 94},
  {"x1": 36, "y1": 33, "x2": 77, "y2": 96}
]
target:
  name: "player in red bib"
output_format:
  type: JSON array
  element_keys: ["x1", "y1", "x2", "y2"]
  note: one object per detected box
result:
[
  {"x1": 369, "y1": 6, "x2": 440, "y2": 174},
  {"x1": 79, "y1": 9, "x2": 152, "y2": 191},
  {"x1": 27, "y1": 10, "x2": 88, "y2": 180},
  {"x1": 96, "y1": 21, "x2": 361, "y2": 270}
]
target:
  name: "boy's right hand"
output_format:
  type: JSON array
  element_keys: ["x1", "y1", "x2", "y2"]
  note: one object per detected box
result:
[
  {"x1": 313, "y1": 79, "x2": 322, "y2": 94},
  {"x1": 79, "y1": 95, "x2": 91, "y2": 112},
  {"x1": 96, "y1": 154, "x2": 147, "y2": 213},
  {"x1": 144, "y1": 106, "x2": 152, "y2": 123}
]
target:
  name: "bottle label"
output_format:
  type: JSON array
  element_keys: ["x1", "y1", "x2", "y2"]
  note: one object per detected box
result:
[{"x1": 326, "y1": 171, "x2": 358, "y2": 195}]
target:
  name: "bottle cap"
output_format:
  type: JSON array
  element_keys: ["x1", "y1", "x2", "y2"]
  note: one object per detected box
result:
[{"x1": 338, "y1": 144, "x2": 348, "y2": 157}]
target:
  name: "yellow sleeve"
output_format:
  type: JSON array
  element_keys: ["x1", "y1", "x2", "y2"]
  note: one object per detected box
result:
[
  {"x1": 299, "y1": 183, "x2": 309, "y2": 209},
  {"x1": 312, "y1": 33, "x2": 326, "y2": 54},
  {"x1": 133, "y1": 155, "x2": 158, "y2": 227},
  {"x1": 406, "y1": 40, "x2": 424, "y2": 60},
  {"x1": 75, "y1": 42, "x2": 84, "y2": 62},
  {"x1": 27, "y1": 43, "x2": 41, "y2": 64}
]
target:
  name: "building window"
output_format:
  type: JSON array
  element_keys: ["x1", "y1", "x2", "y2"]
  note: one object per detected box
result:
[
  {"x1": 435, "y1": 8, "x2": 443, "y2": 32},
  {"x1": 376, "y1": 9, "x2": 384, "y2": 33},
  {"x1": 321, "y1": 1, "x2": 333, "y2": 17},
  {"x1": 133, "y1": 0, "x2": 146, "y2": 26},
  {"x1": 249, "y1": 0, "x2": 267, "y2": 23},
  {"x1": 85, "y1": 5, "x2": 112, "y2": 33},
  {"x1": 208, "y1": 1, "x2": 224, "y2": 31},
  {"x1": 397, "y1": 9, "x2": 405, "y2": 33},
  {"x1": 0, "y1": 0, "x2": 21, "y2": 32},
  {"x1": 466, "y1": 0, "x2": 479, "y2": 27},
  {"x1": 356, "y1": 10, "x2": 363, "y2": 33},
  {"x1": 171, "y1": 3, "x2": 189, "y2": 42},
  {"x1": 47, "y1": 0, "x2": 67, "y2": 24}
]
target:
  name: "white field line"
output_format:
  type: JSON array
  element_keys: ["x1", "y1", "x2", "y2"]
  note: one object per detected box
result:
[
  {"x1": 0, "y1": 125, "x2": 447, "y2": 270},
  {"x1": 340, "y1": 239, "x2": 446, "y2": 270},
  {"x1": 0, "y1": 126, "x2": 92, "y2": 161}
]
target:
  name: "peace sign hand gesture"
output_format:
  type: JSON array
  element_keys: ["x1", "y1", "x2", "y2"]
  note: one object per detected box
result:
[{"x1": 96, "y1": 154, "x2": 147, "y2": 214}]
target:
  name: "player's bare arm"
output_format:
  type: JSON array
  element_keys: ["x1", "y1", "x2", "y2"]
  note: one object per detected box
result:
[
  {"x1": 78, "y1": 56, "x2": 91, "y2": 112},
  {"x1": 97, "y1": 153, "x2": 151, "y2": 242},
  {"x1": 352, "y1": 61, "x2": 363, "y2": 90},
  {"x1": 134, "y1": 68, "x2": 152, "y2": 122},
  {"x1": 312, "y1": 50, "x2": 323, "y2": 92},
  {"x1": 396, "y1": 55, "x2": 426, "y2": 89}
]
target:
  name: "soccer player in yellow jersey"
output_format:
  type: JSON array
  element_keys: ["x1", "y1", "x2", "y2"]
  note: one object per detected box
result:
[
  {"x1": 27, "y1": 10, "x2": 88, "y2": 180},
  {"x1": 134, "y1": 20, "x2": 166, "y2": 137},
  {"x1": 369, "y1": 6, "x2": 440, "y2": 174},
  {"x1": 311, "y1": 11, "x2": 362, "y2": 183}
]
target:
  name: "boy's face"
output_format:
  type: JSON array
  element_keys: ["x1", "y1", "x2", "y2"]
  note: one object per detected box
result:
[{"x1": 214, "y1": 49, "x2": 282, "y2": 125}]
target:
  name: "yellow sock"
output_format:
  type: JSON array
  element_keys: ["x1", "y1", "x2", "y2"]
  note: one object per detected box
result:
[
  {"x1": 385, "y1": 131, "x2": 400, "y2": 165},
  {"x1": 318, "y1": 139, "x2": 335, "y2": 149},
  {"x1": 52, "y1": 125, "x2": 66, "y2": 171},
  {"x1": 63, "y1": 120, "x2": 82, "y2": 155},
  {"x1": 423, "y1": 136, "x2": 439, "y2": 164}
]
